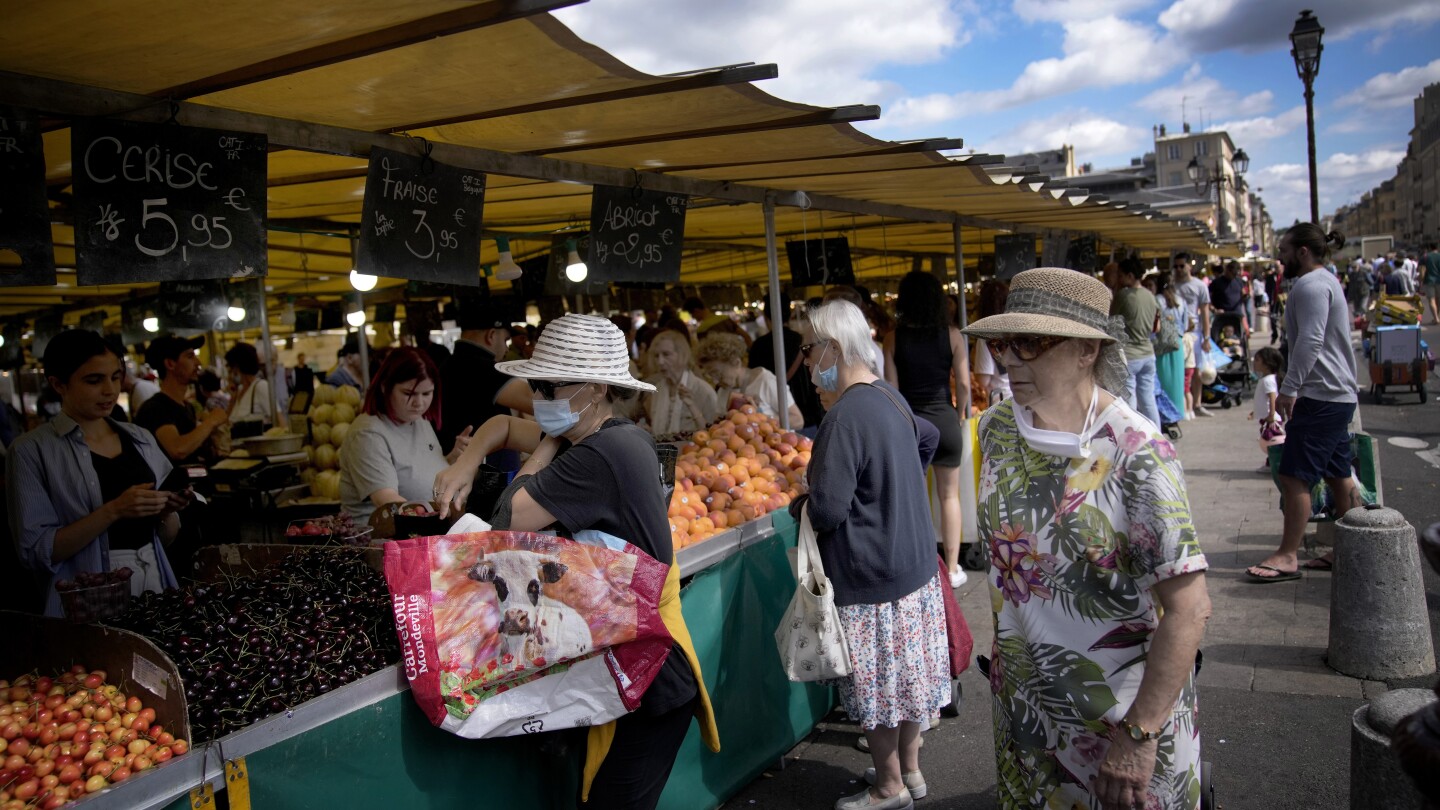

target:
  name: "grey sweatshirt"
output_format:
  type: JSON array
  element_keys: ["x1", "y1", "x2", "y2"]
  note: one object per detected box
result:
[{"x1": 1282, "y1": 269, "x2": 1357, "y2": 403}]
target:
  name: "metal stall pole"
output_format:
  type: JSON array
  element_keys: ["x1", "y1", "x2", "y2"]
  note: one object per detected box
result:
[
  {"x1": 256, "y1": 289, "x2": 286, "y2": 430},
  {"x1": 953, "y1": 217, "x2": 970, "y2": 418},
  {"x1": 764, "y1": 195, "x2": 791, "y2": 431},
  {"x1": 354, "y1": 292, "x2": 369, "y2": 390}
]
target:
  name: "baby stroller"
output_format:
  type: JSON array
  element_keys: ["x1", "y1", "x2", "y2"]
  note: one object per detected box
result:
[{"x1": 1200, "y1": 313, "x2": 1248, "y2": 409}]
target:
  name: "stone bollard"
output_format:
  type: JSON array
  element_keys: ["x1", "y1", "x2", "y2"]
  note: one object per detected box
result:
[
  {"x1": 1352, "y1": 689, "x2": 1437, "y2": 809},
  {"x1": 1328, "y1": 505, "x2": 1436, "y2": 680}
]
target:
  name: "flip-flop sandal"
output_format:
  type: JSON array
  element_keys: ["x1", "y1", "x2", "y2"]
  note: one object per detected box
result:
[
  {"x1": 1302, "y1": 557, "x2": 1334, "y2": 571},
  {"x1": 1245, "y1": 564, "x2": 1301, "y2": 583}
]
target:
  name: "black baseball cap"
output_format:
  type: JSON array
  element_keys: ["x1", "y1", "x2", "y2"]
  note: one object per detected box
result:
[
  {"x1": 144, "y1": 335, "x2": 205, "y2": 370},
  {"x1": 456, "y1": 297, "x2": 522, "y2": 334}
]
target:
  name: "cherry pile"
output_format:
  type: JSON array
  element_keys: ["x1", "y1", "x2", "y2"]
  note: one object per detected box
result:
[{"x1": 106, "y1": 549, "x2": 398, "y2": 742}]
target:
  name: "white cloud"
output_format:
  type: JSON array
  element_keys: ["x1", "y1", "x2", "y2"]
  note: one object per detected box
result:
[
  {"x1": 1159, "y1": 0, "x2": 1440, "y2": 53},
  {"x1": 1209, "y1": 106, "x2": 1306, "y2": 145},
  {"x1": 1136, "y1": 66, "x2": 1274, "y2": 122},
  {"x1": 1011, "y1": 0, "x2": 1156, "y2": 23},
  {"x1": 1336, "y1": 58, "x2": 1440, "y2": 110},
  {"x1": 552, "y1": 0, "x2": 966, "y2": 108},
  {"x1": 880, "y1": 15, "x2": 1184, "y2": 126},
  {"x1": 974, "y1": 109, "x2": 1149, "y2": 159},
  {"x1": 1248, "y1": 147, "x2": 1405, "y2": 226}
]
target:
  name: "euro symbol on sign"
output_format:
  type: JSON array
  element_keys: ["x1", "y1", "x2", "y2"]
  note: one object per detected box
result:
[
  {"x1": 660, "y1": 228, "x2": 673, "y2": 246},
  {"x1": 452, "y1": 208, "x2": 466, "y2": 227},
  {"x1": 223, "y1": 188, "x2": 250, "y2": 211}
]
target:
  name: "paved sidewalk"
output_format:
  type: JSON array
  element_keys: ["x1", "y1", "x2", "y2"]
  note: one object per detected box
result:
[{"x1": 721, "y1": 333, "x2": 1419, "y2": 809}]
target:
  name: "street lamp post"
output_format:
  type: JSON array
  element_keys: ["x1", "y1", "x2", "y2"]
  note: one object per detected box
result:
[
  {"x1": 1188, "y1": 148, "x2": 1249, "y2": 240},
  {"x1": 1290, "y1": 9, "x2": 1324, "y2": 224}
]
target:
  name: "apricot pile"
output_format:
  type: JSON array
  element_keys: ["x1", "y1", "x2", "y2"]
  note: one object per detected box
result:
[{"x1": 667, "y1": 406, "x2": 811, "y2": 549}]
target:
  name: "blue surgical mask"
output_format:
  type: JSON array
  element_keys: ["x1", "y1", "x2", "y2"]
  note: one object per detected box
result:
[
  {"x1": 815, "y1": 344, "x2": 840, "y2": 392},
  {"x1": 532, "y1": 389, "x2": 592, "y2": 436}
]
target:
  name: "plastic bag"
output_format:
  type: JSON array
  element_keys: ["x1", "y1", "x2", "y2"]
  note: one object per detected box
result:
[{"x1": 384, "y1": 529, "x2": 674, "y2": 738}]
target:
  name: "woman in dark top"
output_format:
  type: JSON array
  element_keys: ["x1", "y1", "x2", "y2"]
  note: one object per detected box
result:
[
  {"x1": 882, "y1": 270, "x2": 972, "y2": 589},
  {"x1": 6, "y1": 330, "x2": 189, "y2": 615},
  {"x1": 432, "y1": 314, "x2": 718, "y2": 810},
  {"x1": 798, "y1": 299, "x2": 950, "y2": 810}
]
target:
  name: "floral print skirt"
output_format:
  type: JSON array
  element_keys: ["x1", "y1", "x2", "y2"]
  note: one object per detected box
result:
[{"x1": 835, "y1": 575, "x2": 951, "y2": 730}]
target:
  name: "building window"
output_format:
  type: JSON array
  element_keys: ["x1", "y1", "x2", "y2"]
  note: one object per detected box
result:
[
  {"x1": 1167, "y1": 144, "x2": 1182, "y2": 160},
  {"x1": 1168, "y1": 171, "x2": 1182, "y2": 186},
  {"x1": 1195, "y1": 140, "x2": 1209, "y2": 157}
]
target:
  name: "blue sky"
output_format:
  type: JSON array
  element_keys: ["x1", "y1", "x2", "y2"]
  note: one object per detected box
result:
[{"x1": 555, "y1": 0, "x2": 1440, "y2": 231}]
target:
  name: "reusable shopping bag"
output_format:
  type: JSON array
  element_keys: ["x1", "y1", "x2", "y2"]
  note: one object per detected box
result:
[
  {"x1": 775, "y1": 505, "x2": 852, "y2": 682},
  {"x1": 384, "y1": 529, "x2": 674, "y2": 738}
]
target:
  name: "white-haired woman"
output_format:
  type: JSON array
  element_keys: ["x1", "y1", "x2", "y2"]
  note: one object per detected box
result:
[
  {"x1": 964, "y1": 268, "x2": 1211, "y2": 810},
  {"x1": 643, "y1": 329, "x2": 718, "y2": 436},
  {"x1": 793, "y1": 300, "x2": 950, "y2": 810},
  {"x1": 432, "y1": 314, "x2": 719, "y2": 810}
]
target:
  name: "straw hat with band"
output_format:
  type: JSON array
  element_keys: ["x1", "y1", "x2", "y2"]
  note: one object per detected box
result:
[
  {"x1": 495, "y1": 313, "x2": 655, "y2": 393},
  {"x1": 962, "y1": 267, "x2": 1132, "y2": 397}
]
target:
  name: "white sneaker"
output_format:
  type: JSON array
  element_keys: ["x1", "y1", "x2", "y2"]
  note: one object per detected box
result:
[
  {"x1": 1196, "y1": 406, "x2": 1215, "y2": 417},
  {"x1": 863, "y1": 769, "x2": 927, "y2": 800},
  {"x1": 836, "y1": 786, "x2": 914, "y2": 809},
  {"x1": 948, "y1": 568, "x2": 968, "y2": 589}
]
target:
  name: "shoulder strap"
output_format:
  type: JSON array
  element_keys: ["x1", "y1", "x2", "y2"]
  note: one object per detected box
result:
[{"x1": 866, "y1": 382, "x2": 916, "y2": 434}]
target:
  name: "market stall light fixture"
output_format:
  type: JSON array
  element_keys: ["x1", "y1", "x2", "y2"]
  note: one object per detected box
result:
[
  {"x1": 227, "y1": 300, "x2": 247, "y2": 322},
  {"x1": 346, "y1": 305, "x2": 367, "y2": 328},
  {"x1": 349, "y1": 269, "x2": 378, "y2": 292},
  {"x1": 143, "y1": 316, "x2": 160, "y2": 333},
  {"x1": 564, "y1": 239, "x2": 588, "y2": 283},
  {"x1": 495, "y1": 237, "x2": 523, "y2": 281}
]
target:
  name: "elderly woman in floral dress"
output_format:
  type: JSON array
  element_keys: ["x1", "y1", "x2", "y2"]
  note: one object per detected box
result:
[{"x1": 964, "y1": 268, "x2": 1212, "y2": 810}]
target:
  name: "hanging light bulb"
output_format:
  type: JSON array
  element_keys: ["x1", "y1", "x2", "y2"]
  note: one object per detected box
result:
[
  {"x1": 564, "y1": 239, "x2": 588, "y2": 283},
  {"x1": 495, "y1": 237, "x2": 523, "y2": 281},
  {"x1": 280, "y1": 297, "x2": 297, "y2": 326},
  {"x1": 0, "y1": 333, "x2": 5, "y2": 349},
  {"x1": 227, "y1": 300, "x2": 247, "y2": 322},
  {"x1": 346, "y1": 305, "x2": 367, "y2": 327},
  {"x1": 350, "y1": 269, "x2": 378, "y2": 292},
  {"x1": 143, "y1": 316, "x2": 160, "y2": 333}
]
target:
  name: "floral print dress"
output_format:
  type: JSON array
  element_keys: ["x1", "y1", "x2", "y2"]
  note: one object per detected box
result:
[{"x1": 977, "y1": 398, "x2": 1208, "y2": 810}]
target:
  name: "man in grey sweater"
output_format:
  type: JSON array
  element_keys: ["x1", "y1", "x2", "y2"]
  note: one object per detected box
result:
[{"x1": 1247, "y1": 225, "x2": 1358, "y2": 582}]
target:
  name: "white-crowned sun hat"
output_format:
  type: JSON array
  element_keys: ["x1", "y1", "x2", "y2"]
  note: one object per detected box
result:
[{"x1": 495, "y1": 313, "x2": 655, "y2": 392}]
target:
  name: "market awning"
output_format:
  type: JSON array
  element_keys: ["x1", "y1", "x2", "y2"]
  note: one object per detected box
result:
[{"x1": 0, "y1": 2, "x2": 1224, "y2": 327}]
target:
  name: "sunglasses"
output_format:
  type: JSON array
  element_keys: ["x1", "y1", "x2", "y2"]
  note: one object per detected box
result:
[
  {"x1": 527, "y1": 379, "x2": 584, "y2": 400},
  {"x1": 799, "y1": 341, "x2": 828, "y2": 359},
  {"x1": 986, "y1": 335, "x2": 1070, "y2": 362}
]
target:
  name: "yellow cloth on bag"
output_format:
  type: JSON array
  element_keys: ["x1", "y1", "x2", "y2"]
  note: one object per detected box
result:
[{"x1": 581, "y1": 558, "x2": 720, "y2": 801}]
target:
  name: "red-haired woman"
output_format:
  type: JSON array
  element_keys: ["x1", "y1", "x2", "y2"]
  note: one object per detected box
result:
[{"x1": 338, "y1": 347, "x2": 471, "y2": 528}]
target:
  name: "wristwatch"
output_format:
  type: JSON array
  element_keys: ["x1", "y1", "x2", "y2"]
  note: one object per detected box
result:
[{"x1": 1121, "y1": 717, "x2": 1160, "y2": 741}]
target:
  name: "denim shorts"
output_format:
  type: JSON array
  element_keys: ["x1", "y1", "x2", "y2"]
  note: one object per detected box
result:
[{"x1": 1277, "y1": 397, "x2": 1355, "y2": 485}]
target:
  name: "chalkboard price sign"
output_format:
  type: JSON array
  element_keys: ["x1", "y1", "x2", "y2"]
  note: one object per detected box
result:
[
  {"x1": 356, "y1": 146, "x2": 485, "y2": 287},
  {"x1": 586, "y1": 185, "x2": 687, "y2": 283},
  {"x1": 1067, "y1": 236, "x2": 1097, "y2": 272},
  {"x1": 0, "y1": 105, "x2": 56, "y2": 287},
  {"x1": 787, "y1": 237, "x2": 854, "y2": 287},
  {"x1": 157, "y1": 279, "x2": 226, "y2": 332},
  {"x1": 993, "y1": 234, "x2": 1036, "y2": 281},
  {"x1": 71, "y1": 119, "x2": 267, "y2": 286}
]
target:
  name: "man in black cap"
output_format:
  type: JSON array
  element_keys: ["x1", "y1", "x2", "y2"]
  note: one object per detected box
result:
[
  {"x1": 325, "y1": 337, "x2": 367, "y2": 390},
  {"x1": 438, "y1": 298, "x2": 525, "y2": 462},
  {"x1": 135, "y1": 335, "x2": 228, "y2": 465}
]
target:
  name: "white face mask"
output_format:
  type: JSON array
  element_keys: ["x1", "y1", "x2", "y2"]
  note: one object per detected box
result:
[{"x1": 1014, "y1": 385, "x2": 1100, "y2": 459}]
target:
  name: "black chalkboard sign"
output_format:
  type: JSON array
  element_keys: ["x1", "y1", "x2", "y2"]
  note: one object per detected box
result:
[
  {"x1": 541, "y1": 234, "x2": 607, "y2": 296},
  {"x1": 32, "y1": 313, "x2": 63, "y2": 359},
  {"x1": 586, "y1": 185, "x2": 686, "y2": 283},
  {"x1": 121, "y1": 297, "x2": 159, "y2": 346},
  {"x1": 0, "y1": 106, "x2": 56, "y2": 287},
  {"x1": 157, "y1": 279, "x2": 226, "y2": 332},
  {"x1": 993, "y1": 234, "x2": 1037, "y2": 281},
  {"x1": 293, "y1": 309, "x2": 320, "y2": 333},
  {"x1": 71, "y1": 119, "x2": 267, "y2": 286},
  {"x1": 217, "y1": 278, "x2": 264, "y2": 331},
  {"x1": 1067, "y1": 236, "x2": 1097, "y2": 272},
  {"x1": 356, "y1": 146, "x2": 485, "y2": 287},
  {"x1": 374, "y1": 302, "x2": 397, "y2": 324},
  {"x1": 787, "y1": 237, "x2": 854, "y2": 287}
]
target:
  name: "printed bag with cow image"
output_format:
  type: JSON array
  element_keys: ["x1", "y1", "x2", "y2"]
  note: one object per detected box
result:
[{"x1": 384, "y1": 530, "x2": 673, "y2": 739}]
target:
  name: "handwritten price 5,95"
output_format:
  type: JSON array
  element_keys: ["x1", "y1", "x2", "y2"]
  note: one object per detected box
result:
[{"x1": 96, "y1": 197, "x2": 233, "y2": 262}]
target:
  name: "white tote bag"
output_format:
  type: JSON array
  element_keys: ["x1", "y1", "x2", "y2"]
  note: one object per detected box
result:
[{"x1": 775, "y1": 505, "x2": 852, "y2": 682}]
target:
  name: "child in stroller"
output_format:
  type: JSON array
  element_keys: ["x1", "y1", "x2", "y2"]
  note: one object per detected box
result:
[{"x1": 1202, "y1": 312, "x2": 1250, "y2": 409}]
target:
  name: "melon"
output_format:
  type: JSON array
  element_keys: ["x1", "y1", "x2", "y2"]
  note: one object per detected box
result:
[
  {"x1": 314, "y1": 470, "x2": 341, "y2": 500},
  {"x1": 303, "y1": 445, "x2": 314, "y2": 465},
  {"x1": 310, "y1": 404, "x2": 335, "y2": 425},
  {"x1": 336, "y1": 385, "x2": 362, "y2": 408},
  {"x1": 314, "y1": 384, "x2": 337, "y2": 406},
  {"x1": 329, "y1": 422, "x2": 350, "y2": 447},
  {"x1": 311, "y1": 423, "x2": 332, "y2": 446},
  {"x1": 331, "y1": 403, "x2": 356, "y2": 425},
  {"x1": 313, "y1": 443, "x2": 337, "y2": 471},
  {"x1": 300, "y1": 467, "x2": 317, "y2": 486}
]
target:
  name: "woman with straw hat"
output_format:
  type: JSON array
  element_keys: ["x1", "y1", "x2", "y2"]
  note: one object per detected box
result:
[
  {"x1": 963, "y1": 268, "x2": 1211, "y2": 810},
  {"x1": 431, "y1": 313, "x2": 719, "y2": 810}
]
